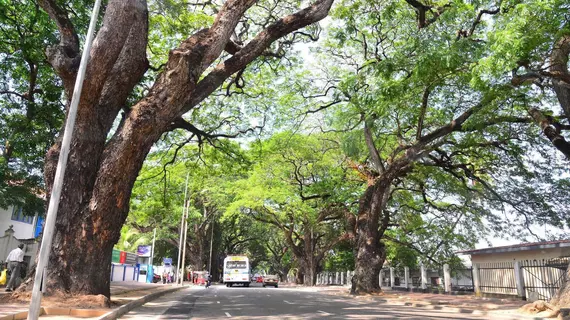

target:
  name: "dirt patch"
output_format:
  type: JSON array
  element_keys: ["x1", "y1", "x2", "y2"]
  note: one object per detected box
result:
[
  {"x1": 0, "y1": 286, "x2": 170, "y2": 309},
  {"x1": 0, "y1": 291, "x2": 111, "y2": 309}
]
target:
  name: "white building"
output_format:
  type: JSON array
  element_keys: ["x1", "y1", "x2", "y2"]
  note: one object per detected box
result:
[
  {"x1": 0, "y1": 205, "x2": 42, "y2": 240},
  {"x1": 0, "y1": 205, "x2": 43, "y2": 272}
]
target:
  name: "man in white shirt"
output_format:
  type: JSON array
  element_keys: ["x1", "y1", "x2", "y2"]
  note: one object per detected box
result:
[{"x1": 5, "y1": 243, "x2": 25, "y2": 292}]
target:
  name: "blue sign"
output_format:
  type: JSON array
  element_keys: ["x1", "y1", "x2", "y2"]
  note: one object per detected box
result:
[
  {"x1": 34, "y1": 216, "x2": 45, "y2": 238},
  {"x1": 137, "y1": 245, "x2": 152, "y2": 257},
  {"x1": 163, "y1": 258, "x2": 172, "y2": 266}
]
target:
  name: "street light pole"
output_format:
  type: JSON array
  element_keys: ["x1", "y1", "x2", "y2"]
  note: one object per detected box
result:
[
  {"x1": 176, "y1": 173, "x2": 189, "y2": 285},
  {"x1": 208, "y1": 220, "x2": 214, "y2": 275},
  {"x1": 151, "y1": 228, "x2": 156, "y2": 266},
  {"x1": 180, "y1": 199, "x2": 190, "y2": 285},
  {"x1": 27, "y1": 1, "x2": 102, "y2": 319}
]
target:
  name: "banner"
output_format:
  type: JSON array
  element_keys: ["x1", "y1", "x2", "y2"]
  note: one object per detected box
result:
[
  {"x1": 112, "y1": 249, "x2": 121, "y2": 263},
  {"x1": 137, "y1": 245, "x2": 152, "y2": 257}
]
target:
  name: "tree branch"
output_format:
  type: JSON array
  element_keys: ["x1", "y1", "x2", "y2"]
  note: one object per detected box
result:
[
  {"x1": 529, "y1": 108, "x2": 570, "y2": 158},
  {"x1": 183, "y1": 0, "x2": 335, "y2": 114}
]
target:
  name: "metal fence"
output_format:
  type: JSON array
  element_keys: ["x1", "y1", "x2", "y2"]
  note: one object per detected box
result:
[
  {"x1": 521, "y1": 257, "x2": 569, "y2": 301},
  {"x1": 479, "y1": 261, "x2": 517, "y2": 295}
]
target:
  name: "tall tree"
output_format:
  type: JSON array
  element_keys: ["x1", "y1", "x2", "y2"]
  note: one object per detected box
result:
[
  {"x1": 228, "y1": 133, "x2": 359, "y2": 285},
  {"x1": 27, "y1": 0, "x2": 334, "y2": 297},
  {"x1": 122, "y1": 141, "x2": 248, "y2": 279},
  {"x1": 292, "y1": 0, "x2": 570, "y2": 293}
]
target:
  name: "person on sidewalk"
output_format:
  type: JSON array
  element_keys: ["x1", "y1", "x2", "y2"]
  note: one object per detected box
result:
[{"x1": 5, "y1": 244, "x2": 24, "y2": 292}]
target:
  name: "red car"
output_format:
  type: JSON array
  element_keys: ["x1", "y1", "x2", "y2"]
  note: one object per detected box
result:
[{"x1": 256, "y1": 276, "x2": 264, "y2": 283}]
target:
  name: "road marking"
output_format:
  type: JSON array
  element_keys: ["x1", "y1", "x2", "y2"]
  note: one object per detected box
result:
[
  {"x1": 318, "y1": 310, "x2": 334, "y2": 316},
  {"x1": 217, "y1": 301, "x2": 220, "y2": 304},
  {"x1": 266, "y1": 294, "x2": 270, "y2": 297},
  {"x1": 283, "y1": 300, "x2": 294, "y2": 304},
  {"x1": 225, "y1": 312, "x2": 231, "y2": 317}
]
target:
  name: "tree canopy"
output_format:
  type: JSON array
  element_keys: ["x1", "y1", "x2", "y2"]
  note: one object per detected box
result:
[{"x1": 1, "y1": 0, "x2": 569, "y2": 297}]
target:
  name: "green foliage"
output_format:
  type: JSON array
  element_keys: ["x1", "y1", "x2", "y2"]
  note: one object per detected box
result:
[
  {"x1": 323, "y1": 241, "x2": 355, "y2": 271},
  {"x1": 0, "y1": 0, "x2": 72, "y2": 215},
  {"x1": 122, "y1": 141, "x2": 249, "y2": 264}
]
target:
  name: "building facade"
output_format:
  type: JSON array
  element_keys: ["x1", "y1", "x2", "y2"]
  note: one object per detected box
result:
[{"x1": 0, "y1": 206, "x2": 44, "y2": 240}]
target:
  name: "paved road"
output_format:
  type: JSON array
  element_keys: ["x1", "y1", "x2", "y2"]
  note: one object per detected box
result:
[{"x1": 119, "y1": 283, "x2": 490, "y2": 319}]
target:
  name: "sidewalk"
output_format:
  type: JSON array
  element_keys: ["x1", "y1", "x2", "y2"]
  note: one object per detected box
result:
[
  {"x1": 316, "y1": 285, "x2": 538, "y2": 319},
  {"x1": 0, "y1": 281, "x2": 184, "y2": 319}
]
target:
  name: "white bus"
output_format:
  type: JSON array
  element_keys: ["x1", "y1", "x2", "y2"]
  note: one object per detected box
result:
[{"x1": 223, "y1": 255, "x2": 250, "y2": 287}]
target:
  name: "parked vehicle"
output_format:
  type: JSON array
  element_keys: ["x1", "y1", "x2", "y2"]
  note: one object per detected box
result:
[{"x1": 262, "y1": 275, "x2": 279, "y2": 288}]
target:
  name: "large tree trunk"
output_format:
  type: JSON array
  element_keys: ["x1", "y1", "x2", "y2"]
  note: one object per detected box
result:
[
  {"x1": 30, "y1": 0, "x2": 334, "y2": 297},
  {"x1": 351, "y1": 180, "x2": 391, "y2": 294},
  {"x1": 301, "y1": 258, "x2": 318, "y2": 286}
]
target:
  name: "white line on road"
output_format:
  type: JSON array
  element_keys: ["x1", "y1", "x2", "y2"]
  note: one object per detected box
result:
[
  {"x1": 318, "y1": 310, "x2": 334, "y2": 316},
  {"x1": 225, "y1": 312, "x2": 231, "y2": 317},
  {"x1": 283, "y1": 300, "x2": 294, "y2": 304},
  {"x1": 217, "y1": 301, "x2": 220, "y2": 304},
  {"x1": 266, "y1": 294, "x2": 270, "y2": 297}
]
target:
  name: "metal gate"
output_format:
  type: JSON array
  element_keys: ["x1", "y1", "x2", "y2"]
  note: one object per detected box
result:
[
  {"x1": 521, "y1": 257, "x2": 569, "y2": 301},
  {"x1": 478, "y1": 261, "x2": 517, "y2": 295}
]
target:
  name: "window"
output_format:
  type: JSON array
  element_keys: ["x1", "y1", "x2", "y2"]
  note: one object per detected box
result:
[
  {"x1": 226, "y1": 261, "x2": 247, "y2": 269},
  {"x1": 11, "y1": 207, "x2": 34, "y2": 224}
]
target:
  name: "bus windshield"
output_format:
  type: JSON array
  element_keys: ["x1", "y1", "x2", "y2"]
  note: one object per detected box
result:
[{"x1": 226, "y1": 261, "x2": 247, "y2": 269}]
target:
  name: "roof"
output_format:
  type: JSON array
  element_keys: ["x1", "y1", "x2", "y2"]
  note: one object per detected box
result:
[{"x1": 457, "y1": 239, "x2": 570, "y2": 255}]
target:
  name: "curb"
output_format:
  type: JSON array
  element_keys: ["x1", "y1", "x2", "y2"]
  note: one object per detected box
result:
[
  {"x1": 97, "y1": 286, "x2": 184, "y2": 320},
  {"x1": 0, "y1": 307, "x2": 108, "y2": 320}
]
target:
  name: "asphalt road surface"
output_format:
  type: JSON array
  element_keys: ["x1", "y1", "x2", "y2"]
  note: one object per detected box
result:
[{"x1": 119, "y1": 283, "x2": 490, "y2": 320}]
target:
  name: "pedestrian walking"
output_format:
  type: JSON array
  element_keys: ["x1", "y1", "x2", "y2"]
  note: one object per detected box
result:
[{"x1": 5, "y1": 244, "x2": 24, "y2": 292}]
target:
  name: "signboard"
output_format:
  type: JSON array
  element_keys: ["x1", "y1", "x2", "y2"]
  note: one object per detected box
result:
[
  {"x1": 163, "y1": 258, "x2": 172, "y2": 266},
  {"x1": 137, "y1": 245, "x2": 152, "y2": 257},
  {"x1": 112, "y1": 249, "x2": 121, "y2": 263},
  {"x1": 120, "y1": 251, "x2": 127, "y2": 264},
  {"x1": 229, "y1": 256, "x2": 247, "y2": 261},
  {"x1": 125, "y1": 252, "x2": 137, "y2": 264}
]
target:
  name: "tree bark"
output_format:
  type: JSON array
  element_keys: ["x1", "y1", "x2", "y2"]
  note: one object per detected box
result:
[
  {"x1": 295, "y1": 267, "x2": 305, "y2": 284},
  {"x1": 29, "y1": 0, "x2": 335, "y2": 297},
  {"x1": 550, "y1": 33, "x2": 570, "y2": 122},
  {"x1": 351, "y1": 182, "x2": 390, "y2": 294}
]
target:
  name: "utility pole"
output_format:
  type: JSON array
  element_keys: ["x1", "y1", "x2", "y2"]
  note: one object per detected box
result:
[
  {"x1": 180, "y1": 199, "x2": 190, "y2": 285},
  {"x1": 27, "y1": 1, "x2": 102, "y2": 319},
  {"x1": 151, "y1": 228, "x2": 156, "y2": 265},
  {"x1": 208, "y1": 220, "x2": 214, "y2": 275},
  {"x1": 176, "y1": 173, "x2": 189, "y2": 285}
]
